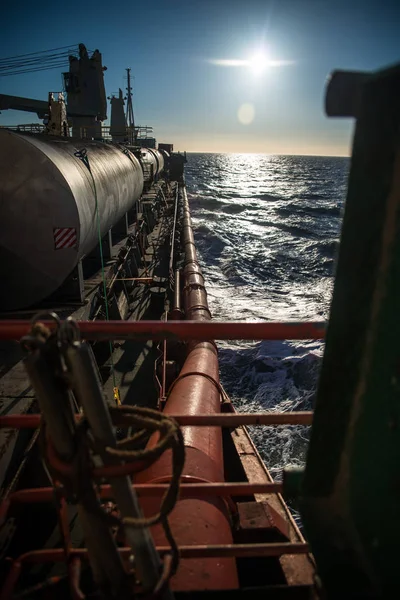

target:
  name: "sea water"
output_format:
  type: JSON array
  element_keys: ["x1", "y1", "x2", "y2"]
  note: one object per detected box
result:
[{"x1": 186, "y1": 153, "x2": 349, "y2": 480}]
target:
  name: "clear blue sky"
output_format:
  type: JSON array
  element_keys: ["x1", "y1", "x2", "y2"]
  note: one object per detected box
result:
[{"x1": 1, "y1": 0, "x2": 399, "y2": 155}]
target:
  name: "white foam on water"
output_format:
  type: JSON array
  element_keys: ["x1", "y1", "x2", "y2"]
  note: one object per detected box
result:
[{"x1": 186, "y1": 153, "x2": 348, "y2": 481}]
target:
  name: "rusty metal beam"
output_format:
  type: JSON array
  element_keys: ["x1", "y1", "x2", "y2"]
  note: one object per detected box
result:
[
  {"x1": 0, "y1": 412, "x2": 313, "y2": 429},
  {"x1": 3, "y1": 482, "x2": 284, "y2": 507},
  {"x1": 0, "y1": 543, "x2": 310, "y2": 599},
  {"x1": 0, "y1": 320, "x2": 326, "y2": 342},
  {"x1": 5, "y1": 543, "x2": 309, "y2": 563},
  {"x1": 0, "y1": 542, "x2": 310, "y2": 598},
  {"x1": 126, "y1": 413, "x2": 313, "y2": 427}
]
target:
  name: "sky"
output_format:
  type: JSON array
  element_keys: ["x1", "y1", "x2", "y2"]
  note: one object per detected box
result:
[{"x1": 1, "y1": 0, "x2": 399, "y2": 156}]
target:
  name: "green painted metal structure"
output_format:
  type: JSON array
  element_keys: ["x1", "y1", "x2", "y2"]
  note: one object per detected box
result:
[{"x1": 294, "y1": 63, "x2": 400, "y2": 597}]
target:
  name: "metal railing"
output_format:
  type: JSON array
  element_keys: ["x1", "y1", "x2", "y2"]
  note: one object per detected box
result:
[
  {"x1": 0, "y1": 319, "x2": 326, "y2": 341},
  {"x1": 0, "y1": 318, "x2": 319, "y2": 597}
]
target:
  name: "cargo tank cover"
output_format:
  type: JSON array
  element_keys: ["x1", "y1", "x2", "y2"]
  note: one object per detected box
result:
[{"x1": 0, "y1": 130, "x2": 144, "y2": 310}]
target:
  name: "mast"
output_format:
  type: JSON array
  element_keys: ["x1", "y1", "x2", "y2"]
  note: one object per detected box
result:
[{"x1": 125, "y1": 67, "x2": 136, "y2": 143}]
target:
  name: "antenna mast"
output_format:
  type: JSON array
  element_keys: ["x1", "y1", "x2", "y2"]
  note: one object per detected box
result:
[{"x1": 125, "y1": 68, "x2": 135, "y2": 142}]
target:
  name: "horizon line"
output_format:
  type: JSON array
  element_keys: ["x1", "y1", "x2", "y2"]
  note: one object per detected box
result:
[{"x1": 180, "y1": 151, "x2": 350, "y2": 158}]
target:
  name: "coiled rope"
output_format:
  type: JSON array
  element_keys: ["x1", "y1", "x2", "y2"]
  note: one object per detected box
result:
[
  {"x1": 39, "y1": 405, "x2": 185, "y2": 593},
  {"x1": 23, "y1": 318, "x2": 185, "y2": 593}
]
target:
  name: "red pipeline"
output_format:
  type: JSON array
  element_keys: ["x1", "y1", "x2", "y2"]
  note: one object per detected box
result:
[{"x1": 135, "y1": 186, "x2": 239, "y2": 591}]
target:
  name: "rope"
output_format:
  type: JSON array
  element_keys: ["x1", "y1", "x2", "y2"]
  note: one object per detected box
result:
[
  {"x1": 74, "y1": 149, "x2": 119, "y2": 404},
  {"x1": 108, "y1": 406, "x2": 184, "y2": 584},
  {"x1": 24, "y1": 316, "x2": 184, "y2": 592},
  {"x1": 41, "y1": 404, "x2": 185, "y2": 589},
  {"x1": 107, "y1": 405, "x2": 185, "y2": 530}
]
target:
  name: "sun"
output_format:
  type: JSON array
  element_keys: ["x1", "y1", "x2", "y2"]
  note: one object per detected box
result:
[
  {"x1": 209, "y1": 51, "x2": 294, "y2": 73},
  {"x1": 249, "y1": 53, "x2": 269, "y2": 75}
]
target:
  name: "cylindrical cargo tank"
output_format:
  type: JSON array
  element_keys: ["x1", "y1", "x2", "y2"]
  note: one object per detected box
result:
[
  {"x1": 148, "y1": 148, "x2": 164, "y2": 175},
  {"x1": 158, "y1": 149, "x2": 170, "y2": 161},
  {"x1": 0, "y1": 130, "x2": 144, "y2": 311},
  {"x1": 140, "y1": 148, "x2": 164, "y2": 182},
  {"x1": 140, "y1": 148, "x2": 157, "y2": 183},
  {"x1": 158, "y1": 149, "x2": 169, "y2": 173}
]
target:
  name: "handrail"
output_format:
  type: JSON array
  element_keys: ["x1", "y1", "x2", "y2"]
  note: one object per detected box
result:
[
  {"x1": 169, "y1": 184, "x2": 179, "y2": 275},
  {"x1": 1, "y1": 483, "x2": 284, "y2": 518},
  {"x1": 0, "y1": 412, "x2": 313, "y2": 429},
  {"x1": 1, "y1": 542, "x2": 310, "y2": 599},
  {"x1": 0, "y1": 319, "x2": 326, "y2": 341}
]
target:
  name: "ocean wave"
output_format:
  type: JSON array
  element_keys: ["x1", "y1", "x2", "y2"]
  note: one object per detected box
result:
[
  {"x1": 273, "y1": 222, "x2": 318, "y2": 239},
  {"x1": 220, "y1": 204, "x2": 246, "y2": 214},
  {"x1": 296, "y1": 192, "x2": 325, "y2": 200},
  {"x1": 253, "y1": 193, "x2": 283, "y2": 202},
  {"x1": 186, "y1": 153, "x2": 348, "y2": 477},
  {"x1": 275, "y1": 203, "x2": 341, "y2": 218}
]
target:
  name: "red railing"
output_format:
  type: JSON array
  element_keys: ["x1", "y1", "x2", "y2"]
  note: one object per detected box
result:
[
  {"x1": 0, "y1": 319, "x2": 319, "y2": 597},
  {"x1": 0, "y1": 319, "x2": 325, "y2": 341},
  {"x1": 0, "y1": 411, "x2": 313, "y2": 430}
]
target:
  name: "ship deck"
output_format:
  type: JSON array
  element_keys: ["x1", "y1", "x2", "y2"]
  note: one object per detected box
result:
[{"x1": 0, "y1": 178, "x2": 316, "y2": 598}]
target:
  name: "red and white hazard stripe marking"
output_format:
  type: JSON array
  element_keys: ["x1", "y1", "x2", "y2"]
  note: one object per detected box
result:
[{"x1": 53, "y1": 227, "x2": 77, "y2": 249}]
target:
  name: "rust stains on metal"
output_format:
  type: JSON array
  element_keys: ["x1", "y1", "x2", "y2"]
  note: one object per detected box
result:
[
  {"x1": 0, "y1": 319, "x2": 326, "y2": 342},
  {"x1": 236, "y1": 501, "x2": 291, "y2": 542},
  {"x1": 1, "y1": 542, "x2": 310, "y2": 598},
  {"x1": 230, "y1": 425, "x2": 316, "y2": 587},
  {"x1": 2, "y1": 482, "x2": 284, "y2": 512},
  {"x1": 0, "y1": 411, "x2": 313, "y2": 429}
]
